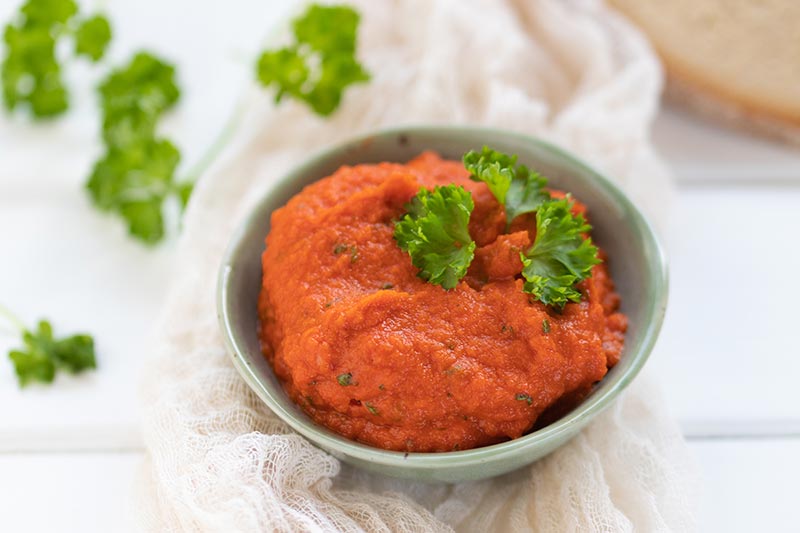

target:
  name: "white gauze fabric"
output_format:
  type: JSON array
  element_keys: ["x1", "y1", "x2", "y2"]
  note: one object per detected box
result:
[{"x1": 137, "y1": 0, "x2": 698, "y2": 531}]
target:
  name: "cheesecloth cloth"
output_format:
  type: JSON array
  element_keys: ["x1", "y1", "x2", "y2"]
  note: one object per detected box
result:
[{"x1": 137, "y1": 0, "x2": 698, "y2": 530}]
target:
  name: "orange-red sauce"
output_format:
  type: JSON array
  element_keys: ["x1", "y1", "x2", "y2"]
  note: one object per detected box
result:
[{"x1": 258, "y1": 152, "x2": 627, "y2": 452}]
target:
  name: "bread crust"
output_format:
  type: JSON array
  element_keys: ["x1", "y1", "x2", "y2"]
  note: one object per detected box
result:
[
  {"x1": 664, "y1": 53, "x2": 800, "y2": 146},
  {"x1": 662, "y1": 48, "x2": 800, "y2": 126}
]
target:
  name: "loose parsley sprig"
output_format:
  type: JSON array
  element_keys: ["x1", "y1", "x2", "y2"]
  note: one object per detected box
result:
[
  {"x1": 4, "y1": 3, "x2": 370, "y2": 246},
  {"x1": 520, "y1": 197, "x2": 601, "y2": 309},
  {"x1": 84, "y1": 4, "x2": 370, "y2": 244},
  {"x1": 463, "y1": 146, "x2": 549, "y2": 230},
  {"x1": 255, "y1": 4, "x2": 370, "y2": 116},
  {"x1": 394, "y1": 185, "x2": 476, "y2": 290},
  {"x1": 0, "y1": 303, "x2": 96, "y2": 386},
  {"x1": 86, "y1": 52, "x2": 187, "y2": 244},
  {"x1": 1, "y1": 0, "x2": 111, "y2": 118}
]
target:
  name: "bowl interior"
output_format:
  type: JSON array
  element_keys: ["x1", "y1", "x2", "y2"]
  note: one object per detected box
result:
[{"x1": 218, "y1": 126, "x2": 667, "y2": 479}]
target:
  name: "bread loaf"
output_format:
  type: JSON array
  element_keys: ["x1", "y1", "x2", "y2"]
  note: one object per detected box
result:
[{"x1": 608, "y1": 0, "x2": 800, "y2": 144}]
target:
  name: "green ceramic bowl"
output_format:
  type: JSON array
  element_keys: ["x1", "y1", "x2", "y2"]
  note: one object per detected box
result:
[{"x1": 218, "y1": 126, "x2": 667, "y2": 483}]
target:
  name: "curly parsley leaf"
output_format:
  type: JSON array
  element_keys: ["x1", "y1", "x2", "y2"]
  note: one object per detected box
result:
[
  {"x1": 256, "y1": 3, "x2": 370, "y2": 116},
  {"x1": 87, "y1": 138, "x2": 181, "y2": 243},
  {"x1": 7, "y1": 320, "x2": 96, "y2": 387},
  {"x1": 2, "y1": 22, "x2": 69, "y2": 116},
  {"x1": 21, "y1": 0, "x2": 77, "y2": 24},
  {"x1": 86, "y1": 52, "x2": 185, "y2": 244},
  {"x1": 98, "y1": 51, "x2": 180, "y2": 144},
  {"x1": 394, "y1": 185, "x2": 476, "y2": 290},
  {"x1": 1, "y1": 0, "x2": 111, "y2": 118},
  {"x1": 74, "y1": 14, "x2": 111, "y2": 62},
  {"x1": 463, "y1": 146, "x2": 550, "y2": 229},
  {"x1": 520, "y1": 197, "x2": 601, "y2": 309},
  {"x1": 257, "y1": 48, "x2": 307, "y2": 101}
]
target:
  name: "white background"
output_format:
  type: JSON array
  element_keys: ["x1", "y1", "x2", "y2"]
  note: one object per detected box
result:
[{"x1": 1, "y1": 0, "x2": 799, "y2": 531}]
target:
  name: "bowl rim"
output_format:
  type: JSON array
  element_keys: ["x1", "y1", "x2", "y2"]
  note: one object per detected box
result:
[{"x1": 217, "y1": 125, "x2": 669, "y2": 469}]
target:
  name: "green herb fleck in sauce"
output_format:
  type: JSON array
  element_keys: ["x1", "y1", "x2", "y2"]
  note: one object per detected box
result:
[{"x1": 515, "y1": 393, "x2": 533, "y2": 405}]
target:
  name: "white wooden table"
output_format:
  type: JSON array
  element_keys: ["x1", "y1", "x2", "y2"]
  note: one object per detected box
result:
[{"x1": 1, "y1": 1, "x2": 798, "y2": 531}]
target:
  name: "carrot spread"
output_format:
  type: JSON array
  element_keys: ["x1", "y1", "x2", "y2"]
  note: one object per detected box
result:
[{"x1": 258, "y1": 152, "x2": 627, "y2": 452}]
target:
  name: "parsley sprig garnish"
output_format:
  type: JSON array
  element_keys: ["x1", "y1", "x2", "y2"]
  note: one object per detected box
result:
[
  {"x1": 394, "y1": 185, "x2": 476, "y2": 290},
  {"x1": 394, "y1": 148, "x2": 601, "y2": 308},
  {"x1": 255, "y1": 4, "x2": 370, "y2": 116},
  {"x1": 2, "y1": 0, "x2": 111, "y2": 118},
  {"x1": 1, "y1": 304, "x2": 96, "y2": 386},
  {"x1": 520, "y1": 197, "x2": 601, "y2": 309},
  {"x1": 464, "y1": 146, "x2": 549, "y2": 230}
]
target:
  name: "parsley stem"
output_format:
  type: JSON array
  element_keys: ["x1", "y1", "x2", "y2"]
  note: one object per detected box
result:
[
  {"x1": 0, "y1": 303, "x2": 26, "y2": 333},
  {"x1": 177, "y1": 1, "x2": 298, "y2": 186},
  {"x1": 179, "y1": 95, "x2": 249, "y2": 186},
  {"x1": 178, "y1": 1, "x2": 349, "y2": 187}
]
